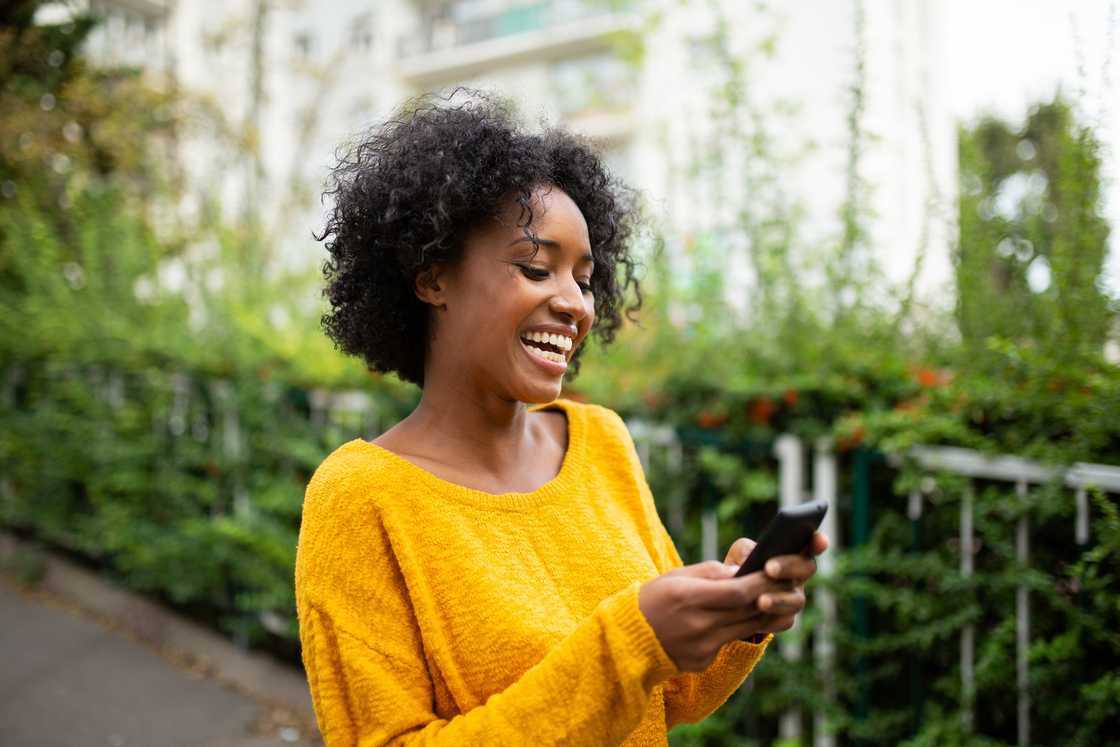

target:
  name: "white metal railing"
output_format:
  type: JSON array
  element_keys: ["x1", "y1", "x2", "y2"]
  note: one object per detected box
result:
[
  {"x1": 811, "y1": 437, "x2": 840, "y2": 746},
  {"x1": 626, "y1": 421, "x2": 1120, "y2": 747},
  {"x1": 399, "y1": 0, "x2": 632, "y2": 58},
  {"x1": 893, "y1": 445, "x2": 1120, "y2": 746}
]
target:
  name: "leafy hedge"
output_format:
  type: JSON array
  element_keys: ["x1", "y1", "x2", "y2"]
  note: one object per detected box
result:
[{"x1": 0, "y1": 183, "x2": 418, "y2": 654}]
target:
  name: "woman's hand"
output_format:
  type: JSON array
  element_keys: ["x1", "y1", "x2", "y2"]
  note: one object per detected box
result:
[
  {"x1": 637, "y1": 532, "x2": 829, "y2": 672},
  {"x1": 724, "y1": 531, "x2": 828, "y2": 620}
]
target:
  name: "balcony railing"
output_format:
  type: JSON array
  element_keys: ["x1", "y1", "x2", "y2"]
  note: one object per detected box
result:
[{"x1": 399, "y1": 0, "x2": 635, "y2": 60}]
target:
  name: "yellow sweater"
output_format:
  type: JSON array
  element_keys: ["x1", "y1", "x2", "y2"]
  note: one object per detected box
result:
[{"x1": 294, "y1": 398, "x2": 771, "y2": 746}]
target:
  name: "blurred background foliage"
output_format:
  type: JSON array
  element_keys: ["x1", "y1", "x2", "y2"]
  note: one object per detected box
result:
[{"x1": 1, "y1": 2, "x2": 1117, "y2": 746}]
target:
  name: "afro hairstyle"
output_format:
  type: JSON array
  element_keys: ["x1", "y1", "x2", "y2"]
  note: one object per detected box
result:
[{"x1": 315, "y1": 89, "x2": 643, "y2": 387}]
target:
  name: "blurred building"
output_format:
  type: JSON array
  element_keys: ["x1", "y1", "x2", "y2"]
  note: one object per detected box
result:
[{"x1": 46, "y1": 0, "x2": 957, "y2": 305}]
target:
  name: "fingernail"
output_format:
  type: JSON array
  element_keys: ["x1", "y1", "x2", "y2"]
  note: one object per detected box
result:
[
  {"x1": 766, "y1": 560, "x2": 780, "y2": 576},
  {"x1": 728, "y1": 564, "x2": 740, "y2": 575}
]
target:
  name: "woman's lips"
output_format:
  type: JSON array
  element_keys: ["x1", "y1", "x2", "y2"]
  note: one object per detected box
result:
[{"x1": 520, "y1": 338, "x2": 568, "y2": 374}]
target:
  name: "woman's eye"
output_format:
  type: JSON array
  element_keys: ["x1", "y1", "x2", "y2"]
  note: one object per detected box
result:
[
  {"x1": 517, "y1": 264, "x2": 549, "y2": 280},
  {"x1": 517, "y1": 264, "x2": 592, "y2": 293}
]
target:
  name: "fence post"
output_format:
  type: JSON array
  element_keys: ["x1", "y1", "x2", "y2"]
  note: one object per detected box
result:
[
  {"x1": 908, "y1": 485, "x2": 926, "y2": 733},
  {"x1": 628, "y1": 420, "x2": 688, "y2": 547},
  {"x1": 1075, "y1": 486, "x2": 1089, "y2": 545},
  {"x1": 961, "y1": 481, "x2": 975, "y2": 731},
  {"x1": 1016, "y1": 480, "x2": 1030, "y2": 746},
  {"x1": 813, "y1": 438, "x2": 838, "y2": 747},
  {"x1": 211, "y1": 379, "x2": 248, "y2": 519},
  {"x1": 851, "y1": 447, "x2": 872, "y2": 731},
  {"x1": 667, "y1": 434, "x2": 686, "y2": 538},
  {"x1": 700, "y1": 483, "x2": 718, "y2": 563},
  {"x1": 774, "y1": 434, "x2": 803, "y2": 741}
]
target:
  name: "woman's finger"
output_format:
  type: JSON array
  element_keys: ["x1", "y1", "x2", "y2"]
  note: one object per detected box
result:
[
  {"x1": 757, "y1": 588, "x2": 806, "y2": 617},
  {"x1": 810, "y1": 531, "x2": 829, "y2": 556},
  {"x1": 723, "y1": 537, "x2": 756, "y2": 567},
  {"x1": 764, "y1": 554, "x2": 817, "y2": 584},
  {"x1": 693, "y1": 572, "x2": 792, "y2": 611}
]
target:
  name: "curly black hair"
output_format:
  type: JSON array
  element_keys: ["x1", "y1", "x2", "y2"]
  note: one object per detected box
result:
[{"x1": 315, "y1": 89, "x2": 643, "y2": 387}]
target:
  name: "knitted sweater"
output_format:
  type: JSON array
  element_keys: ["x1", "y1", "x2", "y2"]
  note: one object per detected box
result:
[{"x1": 294, "y1": 398, "x2": 771, "y2": 746}]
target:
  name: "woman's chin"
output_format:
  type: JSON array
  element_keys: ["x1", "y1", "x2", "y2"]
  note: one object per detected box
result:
[
  {"x1": 524, "y1": 385, "x2": 562, "y2": 404},
  {"x1": 513, "y1": 374, "x2": 563, "y2": 404},
  {"x1": 511, "y1": 350, "x2": 566, "y2": 402}
]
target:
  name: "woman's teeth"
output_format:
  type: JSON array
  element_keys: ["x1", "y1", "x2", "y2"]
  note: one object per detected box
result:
[
  {"x1": 520, "y1": 332, "x2": 572, "y2": 365},
  {"x1": 522, "y1": 330, "x2": 573, "y2": 351},
  {"x1": 522, "y1": 342, "x2": 567, "y2": 364}
]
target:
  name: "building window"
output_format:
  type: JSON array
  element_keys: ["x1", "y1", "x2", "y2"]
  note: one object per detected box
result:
[
  {"x1": 293, "y1": 30, "x2": 314, "y2": 60},
  {"x1": 550, "y1": 53, "x2": 636, "y2": 116},
  {"x1": 350, "y1": 13, "x2": 373, "y2": 52}
]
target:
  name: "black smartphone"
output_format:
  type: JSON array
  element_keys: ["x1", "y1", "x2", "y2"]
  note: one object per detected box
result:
[{"x1": 734, "y1": 499, "x2": 828, "y2": 577}]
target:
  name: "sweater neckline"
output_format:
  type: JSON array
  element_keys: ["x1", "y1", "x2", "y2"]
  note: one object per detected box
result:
[{"x1": 351, "y1": 398, "x2": 585, "y2": 511}]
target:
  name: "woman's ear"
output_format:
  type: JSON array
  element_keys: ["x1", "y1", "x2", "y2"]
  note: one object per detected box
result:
[{"x1": 414, "y1": 264, "x2": 450, "y2": 309}]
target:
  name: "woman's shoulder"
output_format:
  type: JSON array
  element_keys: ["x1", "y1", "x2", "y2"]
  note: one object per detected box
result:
[
  {"x1": 296, "y1": 441, "x2": 403, "y2": 609},
  {"x1": 302, "y1": 438, "x2": 399, "y2": 516}
]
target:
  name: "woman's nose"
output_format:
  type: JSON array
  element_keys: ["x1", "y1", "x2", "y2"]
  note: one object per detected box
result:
[{"x1": 549, "y1": 277, "x2": 587, "y2": 320}]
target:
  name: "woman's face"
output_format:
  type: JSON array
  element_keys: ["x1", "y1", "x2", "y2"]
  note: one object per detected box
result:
[{"x1": 421, "y1": 185, "x2": 596, "y2": 404}]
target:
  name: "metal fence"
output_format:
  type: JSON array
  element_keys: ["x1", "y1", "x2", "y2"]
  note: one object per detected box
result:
[{"x1": 625, "y1": 419, "x2": 1120, "y2": 747}]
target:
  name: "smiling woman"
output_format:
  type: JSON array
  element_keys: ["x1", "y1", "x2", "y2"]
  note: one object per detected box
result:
[{"x1": 294, "y1": 89, "x2": 824, "y2": 746}]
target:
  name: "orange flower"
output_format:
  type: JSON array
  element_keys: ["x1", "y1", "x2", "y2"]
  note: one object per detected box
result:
[
  {"x1": 912, "y1": 364, "x2": 954, "y2": 388},
  {"x1": 783, "y1": 388, "x2": 799, "y2": 407},
  {"x1": 916, "y1": 367, "x2": 940, "y2": 388},
  {"x1": 836, "y1": 424, "x2": 865, "y2": 452},
  {"x1": 747, "y1": 397, "x2": 776, "y2": 425}
]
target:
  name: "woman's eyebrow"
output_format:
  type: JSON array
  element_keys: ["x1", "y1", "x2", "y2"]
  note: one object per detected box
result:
[{"x1": 506, "y1": 236, "x2": 594, "y2": 264}]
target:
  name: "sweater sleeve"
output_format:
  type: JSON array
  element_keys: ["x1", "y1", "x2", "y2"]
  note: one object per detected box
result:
[
  {"x1": 606, "y1": 409, "x2": 772, "y2": 728},
  {"x1": 299, "y1": 580, "x2": 679, "y2": 746},
  {"x1": 650, "y1": 517, "x2": 773, "y2": 728},
  {"x1": 295, "y1": 452, "x2": 683, "y2": 747}
]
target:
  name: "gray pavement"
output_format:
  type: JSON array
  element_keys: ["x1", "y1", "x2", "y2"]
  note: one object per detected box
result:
[{"x1": 0, "y1": 577, "x2": 321, "y2": 747}]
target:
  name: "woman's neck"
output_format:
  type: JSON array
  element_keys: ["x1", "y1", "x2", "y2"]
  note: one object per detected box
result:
[{"x1": 394, "y1": 383, "x2": 547, "y2": 479}]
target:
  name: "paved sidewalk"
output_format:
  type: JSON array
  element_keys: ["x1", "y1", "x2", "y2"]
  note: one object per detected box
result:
[{"x1": 0, "y1": 576, "x2": 322, "y2": 747}]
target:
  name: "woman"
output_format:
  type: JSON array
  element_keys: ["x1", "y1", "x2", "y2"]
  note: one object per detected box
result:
[{"x1": 295, "y1": 91, "x2": 827, "y2": 746}]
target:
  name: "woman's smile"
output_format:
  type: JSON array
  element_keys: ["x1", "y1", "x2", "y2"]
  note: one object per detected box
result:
[{"x1": 519, "y1": 335, "x2": 569, "y2": 374}]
